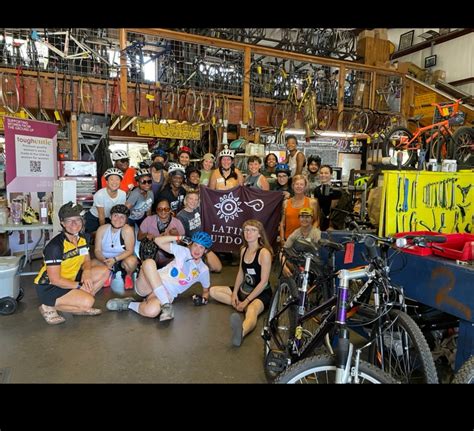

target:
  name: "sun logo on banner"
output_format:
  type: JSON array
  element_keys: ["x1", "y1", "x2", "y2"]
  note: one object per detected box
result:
[{"x1": 214, "y1": 191, "x2": 243, "y2": 222}]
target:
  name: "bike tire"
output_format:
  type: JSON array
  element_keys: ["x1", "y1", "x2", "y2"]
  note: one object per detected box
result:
[
  {"x1": 452, "y1": 355, "x2": 474, "y2": 384},
  {"x1": 275, "y1": 354, "x2": 398, "y2": 384},
  {"x1": 263, "y1": 277, "x2": 297, "y2": 382},
  {"x1": 450, "y1": 126, "x2": 474, "y2": 167},
  {"x1": 368, "y1": 309, "x2": 439, "y2": 384}
]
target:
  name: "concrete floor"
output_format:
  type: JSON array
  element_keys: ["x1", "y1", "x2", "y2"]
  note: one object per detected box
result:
[{"x1": 0, "y1": 259, "x2": 276, "y2": 383}]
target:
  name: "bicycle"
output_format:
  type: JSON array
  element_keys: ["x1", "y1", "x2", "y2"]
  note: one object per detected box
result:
[
  {"x1": 383, "y1": 99, "x2": 464, "y2": 167},
  {"x1": 264, "y1": 232, "x2": 441, "y2": 383}
]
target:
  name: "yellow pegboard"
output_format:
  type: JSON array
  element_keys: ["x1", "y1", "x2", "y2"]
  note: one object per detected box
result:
[{"x1": 380, "y1": 170, "x2": 474, "y2": 236}]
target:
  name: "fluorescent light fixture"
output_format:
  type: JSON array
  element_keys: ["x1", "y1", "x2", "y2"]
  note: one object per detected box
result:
[
  {"x1": 284, "y1": 128, "x2": 306, "y2": 135},
  {"x1": 318, "y1": 131, "x2": 355, "y2": 138}
]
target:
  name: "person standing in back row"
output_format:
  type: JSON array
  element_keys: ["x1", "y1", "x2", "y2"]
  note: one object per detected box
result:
[
  {"x1": 101, "y1": 149, "x2": 137, "y2": 192},
  {"x1": 285, "y1": 134, "x2": 305, "y2": 176}
]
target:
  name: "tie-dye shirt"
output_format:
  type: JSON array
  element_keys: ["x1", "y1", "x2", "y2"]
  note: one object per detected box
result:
[{"x1": 158, "y1": 242, "x2": 210, "y2": 300}]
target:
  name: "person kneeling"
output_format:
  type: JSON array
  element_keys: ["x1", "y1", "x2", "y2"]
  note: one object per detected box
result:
[
  {"x1": 106, "y1": 231, "x2": 213, "y2": 321},
  {"x1": 34, "y1": 202, "x2": 110, "y2": 325}
]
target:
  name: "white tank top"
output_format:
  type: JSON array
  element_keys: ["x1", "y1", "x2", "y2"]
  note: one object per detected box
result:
[
  {"x1": 288, "y1": 150, "x2": 303, "y2": 177},
  {"x1": 101, "y1": 225, "x2": 125, "y2": 258}
]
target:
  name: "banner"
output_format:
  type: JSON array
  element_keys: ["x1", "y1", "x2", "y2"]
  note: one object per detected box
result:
[{"x1": 200, "y1": 185, "x2": 283, "y2": 253}]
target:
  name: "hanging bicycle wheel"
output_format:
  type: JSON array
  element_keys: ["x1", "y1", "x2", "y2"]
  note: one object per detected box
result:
[
  {"x1": 275, "y1": 354, "x2": 398, "y2": 384},
  {"x1": 450, "y1": 126, "x2": 474, "y2": 167}
]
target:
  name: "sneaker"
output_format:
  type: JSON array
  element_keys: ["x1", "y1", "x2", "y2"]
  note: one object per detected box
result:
[
  {"x1": 110, "y1": 272, "x2": 125, "y2": 295},
  {"x1": 106, "y1": 297, "x2": 134, "y2": 312},
  {"x1": 230, "y1": 313, "x2": 243, "y2": 347},
  {"x1": 159, "y1": 304, "x2": 174, "y2": 321},
  {"x1": 104, "y1": 271, "x2": 113, "y2": 288},
  {"x1": 124, "y1": 274, "x2": 134, "y2": 290}
]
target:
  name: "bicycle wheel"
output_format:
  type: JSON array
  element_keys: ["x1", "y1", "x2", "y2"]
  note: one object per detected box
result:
[
  {"x1": 368, "y1": 309, "x2": 439, "y2": 384},
  {"x1": 383, "y1": 126, "x2": 417, "y2": 167},
  {"x1": 275, "y1": 354, "x2": 398, "y2": 384},
  {"x1": 450, "y1": 126, "x2": 474, "y2": 167},
  {"x1": 452, "y1": 355, "x2": 474, "y2": 384},
  {"x1": 263, "y1": 277, "x2": 297, "y2": 382}
]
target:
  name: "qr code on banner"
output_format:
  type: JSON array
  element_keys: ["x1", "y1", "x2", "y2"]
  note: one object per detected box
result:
[{"x1": 30, "y1": 160, "x2": 41, "y2": 173}]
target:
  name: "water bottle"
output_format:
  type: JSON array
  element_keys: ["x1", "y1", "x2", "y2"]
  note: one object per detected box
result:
[
  {"x1": 39, "y1": 199, "x2": 49, "y2": 224},
  {"x1": 10, "y1": 199, "x2": 23, "y2": 224}
]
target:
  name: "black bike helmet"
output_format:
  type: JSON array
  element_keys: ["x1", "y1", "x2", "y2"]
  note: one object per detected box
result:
[
  {"x1": 58, "y1": 202, "x2": 84, "y2": 221},
  {"x1": 110, "y1": 204, "x2": 130, "y2": 217}
]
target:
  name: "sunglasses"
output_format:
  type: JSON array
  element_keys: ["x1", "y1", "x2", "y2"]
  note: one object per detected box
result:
[
  {"x1": 157, "y1": 207, "x2": 171, "y2": 213},
  {"x1": 139, "y1": 179, "x2": 152, "y2": 185},
  {"x1": 118, "y1": 158, "x2": 130, "y2": 163}
]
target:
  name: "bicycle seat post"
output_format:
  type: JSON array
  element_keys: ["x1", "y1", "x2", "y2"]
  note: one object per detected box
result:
[{"x1": 297, "y1": 253, "x2": 312, "y2": 316}]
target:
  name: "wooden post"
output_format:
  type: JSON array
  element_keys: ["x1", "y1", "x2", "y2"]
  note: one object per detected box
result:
[
  {"x1": 337, "y1": 65, "x2": 346, "y2": 131},
  {"x1": 241, "y1": 47, "x2": 251, "y2": 138},
  {"x1": 119, "y1": 29, "x2": 128, "y2": 115},
  {"x1": 70, "y1": 113, "x2": 79, "y2": 160},
  {"x1": 369, "y1": 71, "x2": 377, "y2": 110}
]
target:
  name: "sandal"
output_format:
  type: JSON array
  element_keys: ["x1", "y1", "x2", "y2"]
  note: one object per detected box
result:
[
  {"x1": 39, "y1": 305, "x2": 66, "y2": 325},
  {"x1": 71, "y1": 308, "x2": 102, "y2": 316}
]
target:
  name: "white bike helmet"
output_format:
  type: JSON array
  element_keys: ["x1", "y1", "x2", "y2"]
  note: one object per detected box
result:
[
  {"x1": 111, "y1": 149, "x2": 129, "y2": 161},
  {"x1": 135, "y1": 168, "x2": 151, "y2": 180},
  {"x1": 218, "y1": 146, "x2": 235, "y2": 159},
  {"x1": 104, "y1": 167, "x2": 124, "y2": 180},
  {"x1": 168, "y1": 163, "x2": 186, "y2": 176}
]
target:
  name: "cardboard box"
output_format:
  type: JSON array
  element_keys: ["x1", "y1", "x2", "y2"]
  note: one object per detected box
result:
[
  {"x1": 374, "y1": 28, "x2": 388, "y2": 40},
  {"x1": 395, "y1": 61, "x2": 410, "y2": 74},
  {"x1": 358, "y1": 30, "x2": 375, "y2": 41},
  {"x1": 357, "y1": 37, "x2": 392, "y2": 66},
  {"x1": 431, "y1": 69, "x2": 446, "y2": 84}
]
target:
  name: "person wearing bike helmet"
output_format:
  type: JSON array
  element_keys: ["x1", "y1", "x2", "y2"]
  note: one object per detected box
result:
[
  {"x1": 106, "y1": 231, "x2": 213, "y2": 322},
  {"x1": 200, "y1": 153, "x2": 215, "y2": 187},
  {"x1": 156, "y1": 163, "x2": 186, "y2": 214},
  {"x1": 85, "y1": 167, "x2": 127, "y2": 235},
  {"x1": 208, "y1": 146, "x2": 243, "y2": 190},
  {"x1": 151, "y1": 148, "x2": 168, "y2": 166},
  {"x1": 93, "y1": 204, "x2": 138, "y2": 293},
  {"x1": 101, "y1": 149, "x2": 137, "y2": 192},
  {"x1": 150, "y1": 160, "x2": 168, "y2": 203},
  {"x1": 270, "y1": 163, "x2": 293, "y2": 200},
  {"x1": 177, "y1": 145, "x2": 192, "y2": 168},
  {"x1": 125, "y1": 168, "x2": 154, "y2": 228},
  {"x1": 210, "y1": 219, "x2": 273, "y2": 347},
  {"x1": 34, "y1": 202, "x2": 110, "y2": 325}
]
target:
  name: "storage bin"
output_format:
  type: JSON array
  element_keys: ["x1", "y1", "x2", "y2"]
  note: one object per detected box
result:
[
  {"x1": 394, "y1": 231, "x2": 443, "y2": 256},
  {"x1": 431, "y1": 234, "x2": 474, "y2": 261},
  {"x1": 0, "y1": 255, "x2": 21, "y2": 299}
]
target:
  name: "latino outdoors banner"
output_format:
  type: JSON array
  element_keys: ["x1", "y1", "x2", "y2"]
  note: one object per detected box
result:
[{"x1": 200, "y1": 185, "x2": 283, "y2": 253}]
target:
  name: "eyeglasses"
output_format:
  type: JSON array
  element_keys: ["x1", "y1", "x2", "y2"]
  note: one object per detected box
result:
[
  {"x1": 299, "y1": 214, "x2": 312, "y2": 218},
  {"x1": 157, "y1": 207, "x2": 171, "y2": 213},
  {"x1": 243, "y1": 227, "x2": 259, "y2": 233},
  {"x1": 118, "y1": 159, "x2": 129, "y2": 163},
  {"x1": 63, "y1": 218, "x2": 83, "y2": 225},
  {"x1": 139, "y1": 180, "x2": 152, "y2": 185}
]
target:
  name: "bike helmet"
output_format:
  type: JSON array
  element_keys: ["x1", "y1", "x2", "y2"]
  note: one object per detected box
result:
[
  {"x1": 152, "y1": 148, "x2": 167, "y2": 160},
  {"x1": 168, "y1": 163, "x2": 186, "y2": 176},
  {"x1": 111, "y1": 149, "x2": 129, "y2": 161},
  {"x1": 202, "y1": 153, "x2": 216, "y2": 162},
  {"x1": 135, "y1": 168, "x2": 151, "y2": 180},
  {"x1": 178, "y1": 145, "x2": 192, "y2": 155},
  {"x1": 218, "y1": 146, "x2": 235, "y2": 159},
  {"x1": 58, "y1": 202, "x2": 84, "y2": 221},
  {"x1": 191, "y1": 231, "x2": 213, "y2": 249},
  {"x1": 104, "y1": 167, "x2": 124, "y2": 180},
  {"x1": 110, "y1": 204, "x2": 130, "y2": 217},
  {"x1": 275, "y1": 163, "x2": 291, "y2": 175}
]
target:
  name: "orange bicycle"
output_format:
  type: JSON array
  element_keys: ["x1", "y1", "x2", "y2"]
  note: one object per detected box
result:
[{"x1": 382, "y1": 99, "x2": 465, "y2": 168}]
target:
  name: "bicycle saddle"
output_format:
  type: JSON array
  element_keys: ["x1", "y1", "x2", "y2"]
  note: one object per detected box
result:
[
  {"x1": 293, "y1": 239, "x2": 319, "y2": 256},
  {"x1": 318, "y1": 238, "x2": 344, "y2": 252}
]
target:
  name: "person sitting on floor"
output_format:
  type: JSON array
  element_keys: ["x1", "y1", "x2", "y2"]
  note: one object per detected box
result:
[
  {"x1": 92, "y1": 204, "x2": 138, "y2": 294},
  {"x1": 34, "y1": 202, "x2": 110, "y2": 325},
  {"x1": 106, "y1": 231, "x2": 213, "y2": 322},
  {"x1": 209, "y1": 219, "x2": 272, "y2": 347}
]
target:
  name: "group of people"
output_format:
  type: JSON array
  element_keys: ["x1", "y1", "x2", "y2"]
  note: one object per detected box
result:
[{"x1": 34, "y1": 136, "x2": 343, "y2": 348}]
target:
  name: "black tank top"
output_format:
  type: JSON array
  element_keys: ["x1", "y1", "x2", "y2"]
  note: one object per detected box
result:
[{"x1": 241, "y1": 247, "x2": 270, "y2": 293}]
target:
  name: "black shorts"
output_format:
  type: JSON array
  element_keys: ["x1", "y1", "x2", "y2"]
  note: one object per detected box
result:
[
  {"x1": 84, "y1": 211, "x2": 110, "y2": 234},
  {"x1": 35, "y1": 270, "x2": 82, "y2": 307},
  {"x1": 234, "y1": 285, "x2": 273, "y2": 311}
]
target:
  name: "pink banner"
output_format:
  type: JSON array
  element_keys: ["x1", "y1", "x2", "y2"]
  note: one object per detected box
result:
[
  {"x1": 200, "y1": 185, "x2": 283, "y2": 253},
  {"x1": 5, "y1": 117, "x2": 57, "y2": 193}
]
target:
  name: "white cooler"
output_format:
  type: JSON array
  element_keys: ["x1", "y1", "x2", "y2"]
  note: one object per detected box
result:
[{"x1": 0, "y1": 255, "x2": 22, "y2": 300}]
